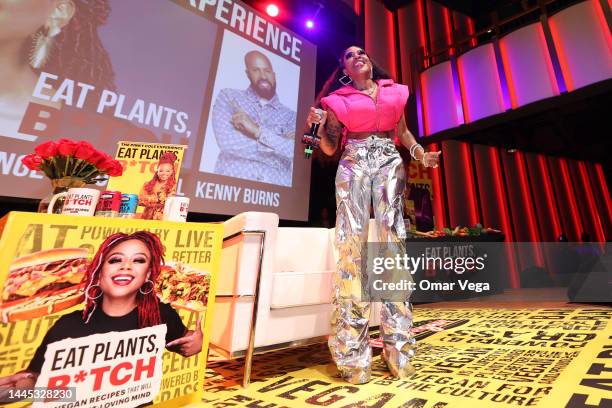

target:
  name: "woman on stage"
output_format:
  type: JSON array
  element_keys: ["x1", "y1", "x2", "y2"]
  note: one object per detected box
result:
[{"x1": 307, "y1": 46, "x2": 441, "y2": 384}]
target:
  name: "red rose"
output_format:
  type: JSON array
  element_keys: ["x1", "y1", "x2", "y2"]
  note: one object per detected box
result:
[
  {"x1": 22, "y1": 154, "x2": 43, "y2": 170},
  {"x1": 34, "y1": 141, "x2": 58, "y2": 158},
  {"x1": 97, "y1": 158, "x2": 115, "y2": 171},
  {"x1": 57, "y1": 139, "x2": 77, "y2": 156},
  {"x1": 74, "y1": 141, "x2": 95, "y2": 161},
  {"x1": 100, "y1": 153, "x2": 113, "y2": 166},
  {"x1": 88, "y1": 150, "x2": 107, "y2": 166},
  {"x1": 107, "y1": 161, "x2": 124, "y2": 177}
]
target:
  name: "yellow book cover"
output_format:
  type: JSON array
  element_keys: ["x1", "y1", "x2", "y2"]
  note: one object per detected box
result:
[
  {"x1": 0, "y1": 212, "x2": 222, "y2": 408},
  {"x1": 107, "y1": 142, "x2": 187, "y2": 220}
]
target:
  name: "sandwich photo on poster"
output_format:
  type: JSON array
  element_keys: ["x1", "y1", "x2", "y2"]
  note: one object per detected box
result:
[
  {"x1": 1, "y1": 248, "x2": 88, "y2": 323},
  {"x1": 107, "y1": 142, "x2": 187, "y2": 220},
  {"x1": 0, "y1": 212, "x2": 222, "y2": 407}
]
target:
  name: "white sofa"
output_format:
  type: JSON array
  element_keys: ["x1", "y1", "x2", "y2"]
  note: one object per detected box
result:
[{"x1": 211, "y1": 212, "x2": 381, "y2": 385}]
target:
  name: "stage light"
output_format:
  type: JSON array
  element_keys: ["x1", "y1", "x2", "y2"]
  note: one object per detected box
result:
[
  {"x1": 304, "y1": 2, "x2": 323, "y2": 32},
  {"x1": 266, "y1": 4, "x2": 279, "y2": 17}
]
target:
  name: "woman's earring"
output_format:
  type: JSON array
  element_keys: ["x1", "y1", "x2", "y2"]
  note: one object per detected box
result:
[
  {"x1": 29, "y1": 22, "x2": 61, "y2": 69},
  {"x1": 139, "y1": 280, "x2": 155, "y2": 295},
  {"x1": 85, "y1": 284, "x2": 103, "y2": 301},
  {"x1": 339, "y1": 75, "x2": 353, "y2": 86}
]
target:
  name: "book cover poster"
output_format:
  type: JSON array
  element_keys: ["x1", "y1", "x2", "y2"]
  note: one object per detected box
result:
[
  {"x1": 0, "y1": 212, "x2": 222, "y2": 408},
  {"x1": 107, "y1": 142, "x2": 187, "y2": 220}
]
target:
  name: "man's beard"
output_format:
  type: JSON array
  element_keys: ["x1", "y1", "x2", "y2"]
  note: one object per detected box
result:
[{"x1": 254, "y1": 79, "x2": 275, "y2": 99}]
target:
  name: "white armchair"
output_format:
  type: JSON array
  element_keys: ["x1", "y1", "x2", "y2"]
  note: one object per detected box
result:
[{"x1": 210, "y1": 212, "x2": 381, "y2": 386}]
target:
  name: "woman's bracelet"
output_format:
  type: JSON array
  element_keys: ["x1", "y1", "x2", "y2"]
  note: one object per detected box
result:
[{"x1": 410, "y1": 143, "x2": 424, "y2": 161}]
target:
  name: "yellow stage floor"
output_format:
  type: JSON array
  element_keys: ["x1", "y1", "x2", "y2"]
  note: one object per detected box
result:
[{"x1": 203, "y1": 305, "x2": 611, "y2": 408}]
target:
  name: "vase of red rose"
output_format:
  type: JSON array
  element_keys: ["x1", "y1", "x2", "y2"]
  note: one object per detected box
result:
[{"x1": 21, "y1": 139, "x2": 123, "y2": 214}]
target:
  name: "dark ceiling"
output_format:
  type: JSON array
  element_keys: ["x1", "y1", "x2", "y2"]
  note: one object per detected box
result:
[
  {"x1": 383, "y1": 0, "x2": 524, "y2": 16},
  {"x1": 383, "y1": 0, "x2": 584, "y2": 31}
]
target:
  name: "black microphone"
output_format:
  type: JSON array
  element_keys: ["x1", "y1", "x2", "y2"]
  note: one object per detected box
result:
[
  {"x1": 307, "y1": 122, "x2": 321, "y2": 142},
  {"x1": 302, "y1": 110, "x2": 322, "y2": 159}
]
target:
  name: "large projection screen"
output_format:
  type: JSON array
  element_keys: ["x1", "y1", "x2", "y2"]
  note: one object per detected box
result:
[{"x1": 0, "y1": 0, "x2": 316, "y2": 221}]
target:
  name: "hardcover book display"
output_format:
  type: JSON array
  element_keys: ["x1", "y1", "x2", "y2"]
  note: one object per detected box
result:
[{"x1": 0, "y1": 212, "x2": 222, "y2": 408}]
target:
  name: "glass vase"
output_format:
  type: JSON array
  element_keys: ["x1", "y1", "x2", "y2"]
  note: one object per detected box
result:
[{"x1": 38, "y1": 177, "x2": 86, "y2": 214}]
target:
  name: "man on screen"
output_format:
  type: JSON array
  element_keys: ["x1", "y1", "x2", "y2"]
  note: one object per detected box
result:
[{"x1": 211, "y1": 50, "x2": 296, "y2": 187}]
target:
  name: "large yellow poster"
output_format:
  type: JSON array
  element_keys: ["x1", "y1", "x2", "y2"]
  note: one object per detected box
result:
[{"x1": 0, "y1": 212, "x2": 222, "y2": 407}]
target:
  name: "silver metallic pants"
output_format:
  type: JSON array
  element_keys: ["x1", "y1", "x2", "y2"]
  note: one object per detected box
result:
[{"x1": 329, "y1": 135, "x2": 415, "y2": 384}]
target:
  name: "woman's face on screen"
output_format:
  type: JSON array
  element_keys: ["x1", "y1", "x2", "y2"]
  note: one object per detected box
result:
[
  {"x1": 0, "y1": 0, "x2": 55, "y2": 40},
  {"x1": 99, "y1": 239, "x2": 151, "y2": 300},
  {"x1": 157, "y1": 163, "x2": 173, "y2": 182}
]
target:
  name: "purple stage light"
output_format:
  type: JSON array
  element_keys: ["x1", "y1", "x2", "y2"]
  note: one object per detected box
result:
[{"x1": 305, "y1": 20, "x2": 314, "y2": 29}]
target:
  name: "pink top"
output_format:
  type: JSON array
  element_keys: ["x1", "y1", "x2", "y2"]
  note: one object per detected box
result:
[{"x1": 320, "y1": 79, "x2": 409, "y2": 133}]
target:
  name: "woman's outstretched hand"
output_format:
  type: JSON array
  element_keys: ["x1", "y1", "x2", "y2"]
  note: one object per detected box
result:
[
  {"x1": 306, "y1": 107, "x2": 327, "y2": 128},
  {"x1": 167, "y1": 317, "x2": 203, "y2": 357},
  {"x1": 0, "y1": 372, "x2": 36, "y2": 388},
  {"x1": 0, "y1": 372, "x2": 37, "y2": 401},
  {"x1": 422, "y1": 151, "x2": 442, "y2": 168}
]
